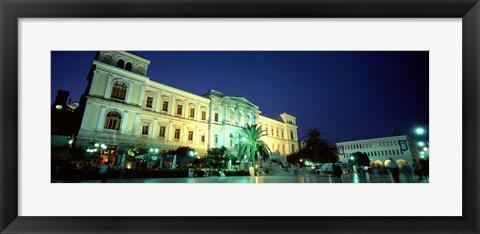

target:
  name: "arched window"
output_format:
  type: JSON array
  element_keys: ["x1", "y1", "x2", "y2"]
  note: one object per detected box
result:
[
  {"x1": 104, "y1": 111, "x2": 122, "y2": 130},
  {"x1": 103, "y1": 54, "x2": 112, "y2": 64},
  {"x1": 117, "y1": 59, "x2": 125, "y2": 68},
  {"x1": 125, "y1": 62, "x2": 132, "y2": 71},
  {"x1": 111, "y1": 81, "x2": 127, "y2": 101}
]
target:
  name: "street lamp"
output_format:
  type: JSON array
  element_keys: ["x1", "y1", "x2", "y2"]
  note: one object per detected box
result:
[
  {"x1": 417, "y1": 141, "x2": 425, "y2": 147},
  {"x1": 415, "y1": 127, "x2": 426, "y2": 135}
]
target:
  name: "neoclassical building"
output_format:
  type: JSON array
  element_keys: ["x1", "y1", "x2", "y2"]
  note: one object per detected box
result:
[{"x1": 76, "y1": 51, "x2": 298, "y2": 157}]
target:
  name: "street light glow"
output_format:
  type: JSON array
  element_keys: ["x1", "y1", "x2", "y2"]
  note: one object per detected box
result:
[
  {"x1": 415, "y1": 127, "x2": 426, "y2": 135},
  {"x1": 417, "y1": 141, "x2": 425, "y2": 147},
  {"x1": 423, "y1": 147, "x2": 428, "y2": 152},
  {"x1": 94, "y1": 143, "x2": 99, "y2": 147},
  {"x1": 241, "y1": 137, "x2": 247, "y2": 142},
  {"x1": 154, "y1": 148, "x2": 159, "y2": 153},
  {"x1": 350, "y1": 156, "x2": 354, "y2": 160},
  {"x1": 149, "y1": 148, "x2": 154, "y2": 152}
]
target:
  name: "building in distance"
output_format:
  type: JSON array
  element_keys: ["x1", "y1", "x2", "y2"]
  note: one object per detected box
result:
[{"x1": 336, "y1": 135, "x2": 421, "y2": 168}]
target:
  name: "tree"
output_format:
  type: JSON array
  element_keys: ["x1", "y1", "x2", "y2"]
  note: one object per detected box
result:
[
  {"x1": 205, "y1": 146, "x2": 228, "y2": 169},
  {"x1": 302, "y1": 128, "x2": 338, "y2": 163},
  {"x1": 236, "y1": 124, "x2": 271, "y2": 175},
  {"x1": 303, "y1": 128, "x2": 323, "y2": 162}
]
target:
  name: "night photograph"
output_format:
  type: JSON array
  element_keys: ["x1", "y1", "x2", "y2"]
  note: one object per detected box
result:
[{"x1": 51, "y1": 51, "x2": 429, "y2": 183}]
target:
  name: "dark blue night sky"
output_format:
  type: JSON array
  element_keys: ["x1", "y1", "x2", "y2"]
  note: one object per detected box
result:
[{"x1": 51, "y1": 51, "x2": 429, "y2": 144}]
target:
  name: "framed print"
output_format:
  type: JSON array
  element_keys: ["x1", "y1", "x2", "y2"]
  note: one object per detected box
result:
[{"x1": 1, "y1": 0, "x2": 479, "y2": 233}]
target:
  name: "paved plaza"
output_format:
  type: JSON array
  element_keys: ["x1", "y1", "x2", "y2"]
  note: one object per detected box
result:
[{"x1": 81, "y1": 173, "x2": 428, "y2": 183}]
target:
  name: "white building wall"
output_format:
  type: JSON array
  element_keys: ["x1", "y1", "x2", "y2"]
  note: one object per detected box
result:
[{"x1": 336, "y1": 135, "x2": 420, "y2": 167}]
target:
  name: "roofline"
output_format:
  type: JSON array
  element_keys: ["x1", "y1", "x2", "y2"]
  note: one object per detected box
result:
[{"x1": 336, "y1": 135, "x2": 414, "y2": 144}]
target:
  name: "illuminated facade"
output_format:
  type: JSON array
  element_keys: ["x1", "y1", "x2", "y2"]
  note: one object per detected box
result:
[
  {"x1": 336, "y1": 135, "x2": 421, "y2": 167},
  {"x1": 76, "y1": 51, "x2": 298, "y2": 157}
]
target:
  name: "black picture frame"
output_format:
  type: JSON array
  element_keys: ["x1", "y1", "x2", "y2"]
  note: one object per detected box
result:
[{"x1": 1, "y1": 0, "x2": 479, "y2": 233}]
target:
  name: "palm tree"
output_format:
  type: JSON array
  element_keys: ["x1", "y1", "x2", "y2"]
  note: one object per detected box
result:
[
  {"x1": 237, "y1": 123, "x2": 271, "y2": 175},
  {"x1": 303, "y1": 128, "x2": 323, "y2": 162}
]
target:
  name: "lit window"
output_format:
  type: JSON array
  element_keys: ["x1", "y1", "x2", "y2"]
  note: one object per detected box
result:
[
  {"x1": 142, "y1": 124, "x2": 149, "y2": 135},
  {"x1": 174, "y1": 129, "x2": 181, "y2": 139},
  {"x1": 177, "y1": 105, "x2": 182, "y2": 115},
  {"x1": 201, "y1": 111, "x2": 206, "y2": 120},
  {"x1": 104, "y1": 111, "x2": 121, "y2": 130},
  {"x1": 190, "y1": 108, "x2": 195, "y2": 118},
  {"x1": 162, "y1": 101, "x2": 168, "y2": 112},
  {"x1": 188, "y1": 131, "x2": 193, "y2": 141},
  {"x1": 146, "y1": 97, "x2": 153, "y2": 108},
  {"x1": 159, "y1": 126, "x2": 166, "y2": 138},
  {"x1": 111, "y1": 81, "x2": 127, "y2": 101}
]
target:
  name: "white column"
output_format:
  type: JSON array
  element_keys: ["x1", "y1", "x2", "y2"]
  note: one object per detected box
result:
[
  {"x1": 88, "y1": 70, "x2": 99, "y2": 95},
  {"x1": 138, "y1": 84, "x2": 145, "y2": 107},
  {"x1": 151, "y1": 118, "x2": 157, "y2": 139},
  {"x1": 156, "y1": 91, "x2": 162, "y2": 112},
  {"x1": 184, "y1": 99, "x2": 188, "y2": 118},
  {"x1": 80, "y1": 102, "x2": 92, "y2": 130},
  {"x1": 170, "y1": 95, "x2": 176, "y2": 115},
  {"x1": 126, "y1": 80, "x2": 134, "y2": 104},
  {"x1": 167, "y1": 121, "x2": 173, "y2": 141},
  {"x1": 96, "y1": 105, "x2": 107, "y2": 131},
  {"x1": 182, "y1": 124, "x2": 187, "y2": 143},
  {"x1": 132, "y1": 113, "x2": 140, "y2": 136},
  {"x1": 120, "y1": 110, "x2": 129, "y2": 134},
  {"x1": 103, "y1": 75, "x2": 113, "y2": 99}
]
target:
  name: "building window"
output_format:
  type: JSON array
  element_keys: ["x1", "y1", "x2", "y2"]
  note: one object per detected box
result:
[
  {"x1": 214, "y1": 134, "x2": 218, "y2": 144},
  {"x1": 162, "y1": 101, "x2": 169, "y2": 112},
  {"x1": 104, "y1": 111, "x2": 121, "y2": 130},
  {"x1": 146, "y1": 97, "x2": 153, "y2": 108},
  {"x1": 396, "y1": 149, "x2": 400, "y2": 155},
  {"x1": 188, "y1": 131, "x2": 194, "y2": 141},
  {"x1": 276, "y1": 129, "x2": 279, "y2": 137},
  {"x1": 177, "y1": 105, "x2": 182, "y2": 115},
  {"x1": 214, "y1": 113, "x2": 219, "y2": 122},
  {"x1": 111, "y1": 81, "x2": 127, "y2": 101},
  {"x1": 174, "y1": 129, "x2": 181, "y2": 140},
  {"x1": 265, "y1": 128, "x2": 268, "y2": 135},
  {"x1": 292, "y1": 144, "x2": 296, "y2": 153},
  {"x1": 201, "y1": 134, "x2": 205, "y2": 143},
  {"x1": 271, "y1": 129, "x2": 274, "y2": 135},
  {"x1": 159, "y1": 126, "x2": 166, "y2": 138},
  {"x1": 229, "y1": 134, "x2": 234, "y2": 146},
  {"x1": 290, "y1": 130, "x2": 294, "y2": 140},
  {"x1": 281, "y1": 131, "x2": 284, "y2": 138},
  {"x1": 201, "y1": 111, "x2": 206, "y2": 120},
  {"x1": 142, "y1": 124, "x2": 149, "y2": 135},
  {"x1": 190, "y1": 108, "x2": 195, "y2": 118},
  {"x1": 125, "y1": 62, "x2": 132, "y2": 71},
  {"x1": 137, "y1": 66, "x2": 145, "y2": 74},
  {"x1": 103, "y1": 54, "x2": 112, "y2": 64},
  {"x1": 117, "y1": 59, "x2": 125, "y2": 68}
]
